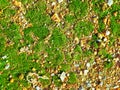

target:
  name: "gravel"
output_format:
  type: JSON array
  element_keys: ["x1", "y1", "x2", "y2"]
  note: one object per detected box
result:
[{"x1": 107, "y1": 0, "x2": 113, "y2": 6}]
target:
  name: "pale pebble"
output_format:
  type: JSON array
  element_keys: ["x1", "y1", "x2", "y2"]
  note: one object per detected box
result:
[
  {"x1": 60, "y1": 72, "x2": 66, "y2": 82},
  {"x1": 107, "y1": 0, "x2": 113, "y2": 6},
  {"x1": 58, "y1": 0, "x2": 63, "y2": 3},
  {"x1": 84, "y1": 70, "x2": 89, "y2": 75}
]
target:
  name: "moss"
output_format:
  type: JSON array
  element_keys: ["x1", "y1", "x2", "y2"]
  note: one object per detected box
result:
[
  {"x1": 104, "y1": 61, "x2": 113, "y2": 69},
  {"x1": 69, "y1": 0, "x2": 88, "y2": 18},
  {"x1": 0, "y1": 35, "x2": 5, "y2": 53},
  {"x1": 39, "y1": 78, "x2": 51, "y2": 87},
  {"x1": 60, "y1": 64, "x2": 71, "y2": 72},
  {"x1": 98, "y1": 48, "x2": 107, "y2": 56},
  {"x1": 68, "y1": 72, "x2": 77, "y2": 84},
  {"x1": 75, "y1": 21, "x2": 94, "y2": 38},
  {"x1": 65, "y1": 14, "x2": 76, "y2": 23},
  {"x1": 73, "y1": 52, "x2": 81, "y2": 61},
  {"x1": 50, "y1": 29, "x2": 67, "y2": 47},
  {"x1": 110, "y1": 16, "x2": 120, "y2": 37},
  {"x1": 52, "y1": 75, "x2": 62, "y2": 87}
]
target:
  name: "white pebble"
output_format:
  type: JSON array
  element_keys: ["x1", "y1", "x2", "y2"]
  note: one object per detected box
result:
[
  {"x1": 5, "y1": 63, "x2": 10, "y2": 70},
  {"x1": 107, "y1": 0, "x2": 113, "y2": 6},
  {"x1": 118, "y1": 80, "x2": 120, "y2": 82},
  {"x1": 2, "y1": 55, "x2": 7, "y2": 59},
  {"x1": 92, "y1": 88, "x2": 95, "y2": 90},
  {"x1": 84, "y1": 70, "x2": 89, "y2": 75},
  {"x1": 51, "y1": 73, "x2": 55, "y2": 76},
  {"x1": 100, "y1": 81, "x2": 104, "y2": 86},
  {"x1": 114, "y1": 85, "x2": 119, "y2": 89},
  {"x1": 54, "y1": 87, "x2": 58, "y2": 90},
  {"x1": 51, "y1": 2, "x2": 56, "y2": 6},
  {"x1": 99, "y1": 76, "x2": 102, "y2": 79},
  {"x1": 74, "y1": 64, "x2": 79, "y2": 67},
  {"x1": 60, "y1": 72, "x2": 66, "y2": 82},
  {"x1": 35, "y1": 86, "x2": 41, "y2": 90},
  {"x1": 58, "y1": 0, "x2": 63, "y2": 3},
  {"x1": 103, "y1": 37, "x2": 107, "y2": 42},
  {"x1": 86, "y1": 63, "x2": 90, "y2": 68},
  {"x1": 106, "y1": 30, "x2": 110, "y2": 36}
]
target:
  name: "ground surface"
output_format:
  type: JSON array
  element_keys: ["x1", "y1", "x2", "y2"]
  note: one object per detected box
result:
[{"x1": 0, "y1": 0, "x2": 120, "y2": 90}]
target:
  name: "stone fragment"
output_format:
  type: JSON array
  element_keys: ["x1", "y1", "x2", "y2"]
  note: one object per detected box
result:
[
  {"x1": 60, "y1": 72, "x2": 66, "y2": 82},
  {"x1": 107, "y1": 0, "x2": 113, "y2": 6}
]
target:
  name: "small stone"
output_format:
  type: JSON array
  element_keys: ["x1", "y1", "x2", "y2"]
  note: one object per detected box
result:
[
  {"x1": 13, "y1": 0, "x2": 22, "y2": 8},
  {"x1": 80, "y1": 71, "x2": 83, "y2": 75},
  {"x1": 103, "y1": 37, "x2": 107, "y2": 42},
  {"x1": 84, "y1": 70, "x2": 89, "y2": 75},
  {"x1": 107, "y1": 0, "x2": 113, "y2": 6},
  {"x1": 58, "y1": 0, "x2": 63, "y2": 3},
  {"x1": 32, "y1": 68, "x2": 36, "y2": 72},
  {"x1": 106, "y1": 30, "x2": 110, "y2": 36},
  {"x1": 100, "y1": 81, "x2": 103, "y2": 86},
  {"x1": 10, "y1": 78, "x2": 14, "y2": 83},
  {"x1": 79, "y1": 86, "x2": 85, "y2": 90},
  {"x1": 99, "y1": 76, "x2": 102, "y2": 79},
  {"x1": 22, "y1": 87, "x2": 27, "y2": 90},
  {"x1": 19, "y1": 74, "x2": 24, "y2": 80},
  {"x1": 51, "y1": 73, "x2": 55, "y2": 76},
  {"x1": 35, "y1": 86, "x2": 41, "y2": 90},
  {"x1": 101, "y1": 42, "x2": 106, "y2": 47},
  {"x1": 39, "y1": 76, "x2": 49, "y2": 79},
  {"x1": 102, "y1": 3, "x2": 108, "y2": 11},
  {"x1": 103, "y1": 17, "x2": 108, "y2": 25},
  {"x1": 51, "y1": 2, "x2": 56, "y2": 6},
  {"x1": 113, "y1": 11, "x2": 118, "y2": 17},
  {"x1": 114, "y1": 85, "x2": 119, "y2": 89},
  {"x1": 2, "y1": 55, "x2": 7, "y2": 59},
  {"x1": 94, "y1": 51, "x2": 97, "y2": 55},
  {"x1": 86, "y1": 63, "x2": 90, "y2": 68},
  {"x1": 5, "y1": 63, "x2": 10, "y2": 70},
  {"x1": 74, "y1": 64, "x2": 79, "y2": 68},
  {"x1": 60, "y1": 72, "x2": 66, "y2": 82},
  {"x1": 92, "y1": 88, "x2": 95, "y2": 90},
  {"x1": 74, "y1": 37, "x2": 79, "y2": 44},
  {"x1": 51, "y1": 13, "x2": 61, "y2": 22},
  {"x1": 98, "y1": 33, "x2": 104, "y2": 39},
  {"x1": 118, "y1": 80, "x2": 120, "y2": 82}
]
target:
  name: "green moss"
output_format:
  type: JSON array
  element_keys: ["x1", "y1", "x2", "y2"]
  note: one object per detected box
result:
[
  {"x1": 0, "y1": 0, "x2": 10, "y2": 8},
  {"x1": 98, "y1": 48, "x2": 107, "y2": 56},
  {"x1": 104, "y1": 61, "x2": 113, "y2": 69},
  {"x1": 110, "y1": 16, "x2": 120, "y2": 36},
  {"x1": 69, "y1": 0, "x2": 88, "y2": 18},
  {"x1": 60, "y1": 64, "x2": 71, "y2": 72},
  {"x1": 52, "y1": 75, "x2": 62, "y2": 87},
  {"x1": 25, "y1": 1, "x2": 51, "y2": 26},
  {"x1": 0, "y1": 35, "x2": 5, "y2": 53},
  {"x1": 73, "y1": 52, "x2": 81, "y2": 61},
  {"x1": 39, "y1": 78, "x2": 51, "y2": 87},
  {"x1": 68, "y1": 72, "x2": 77, "y2": 84},
  {"x1": 65, "y1": 15, "x2": 76, "y2": 23},
  {"x1": 50, "y1": 29, "x2": 67, "y2": 47},
  {"x1": 75, "y1": 21, "x2": 94, "y2": 38}
]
